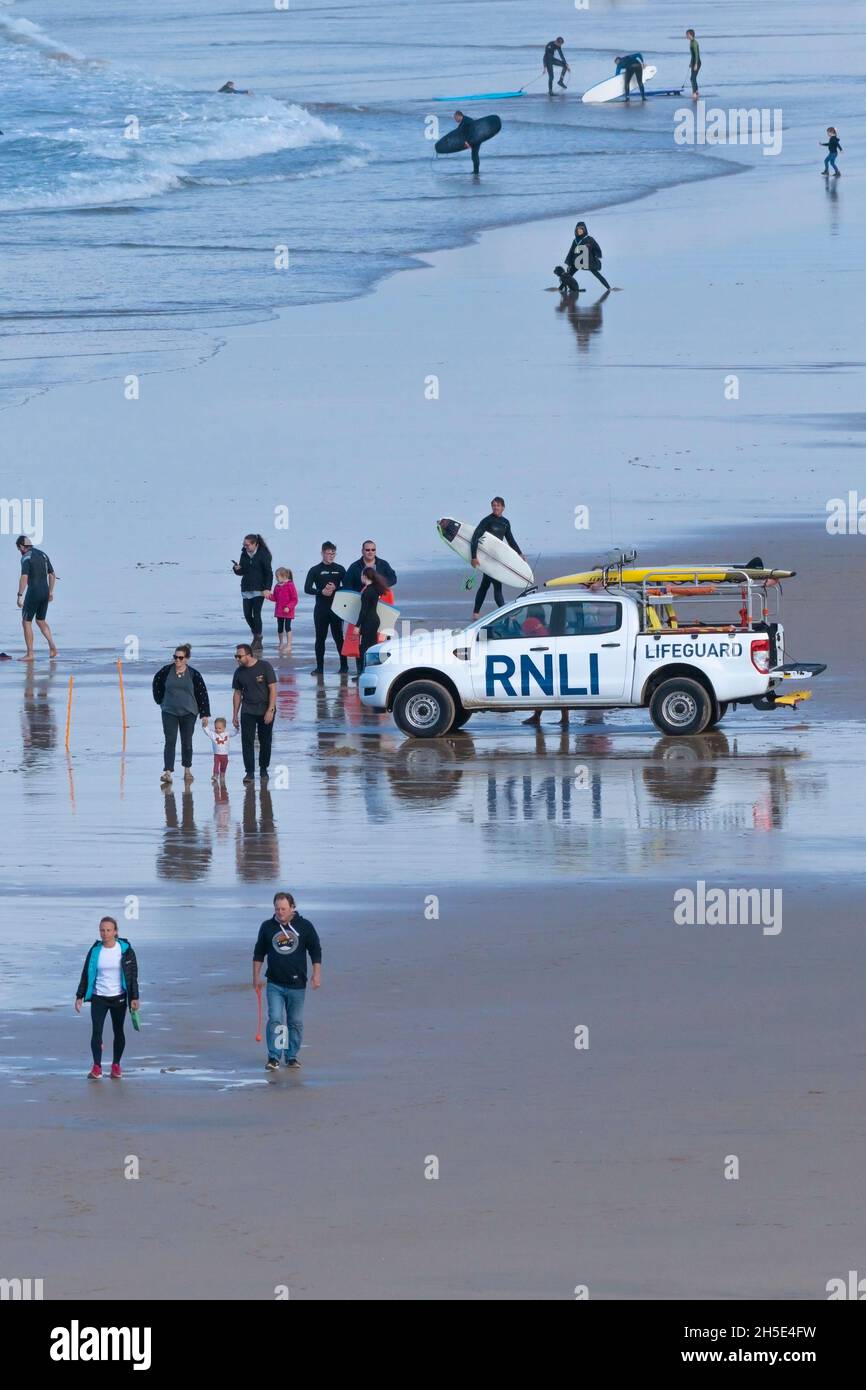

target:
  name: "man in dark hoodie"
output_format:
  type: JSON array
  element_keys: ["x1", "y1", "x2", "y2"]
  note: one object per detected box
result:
[
  {"x1": 558, "y1": 221, "x2": 611, "y2": 293},
  {"x1": 470, "y1": 497, "x2": 524, "y2": 617},
  {"x1": 253, "y1": 891, "x2": 322, "y2": 1071}
]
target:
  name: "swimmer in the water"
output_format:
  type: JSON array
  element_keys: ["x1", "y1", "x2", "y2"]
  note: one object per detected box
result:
[{"x1": 218, "y1": 81, "x2": 253, "y2": 95}]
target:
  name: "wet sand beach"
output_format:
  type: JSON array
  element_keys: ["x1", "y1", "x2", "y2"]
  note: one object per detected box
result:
[{"x1": 3, "y1": 49, "x2": 866, "y2": 1298}]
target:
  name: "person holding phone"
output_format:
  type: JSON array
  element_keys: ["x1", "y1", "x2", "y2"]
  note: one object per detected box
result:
[{"x1": 232, "y1": 534, "x2": 273, "y2": 652}]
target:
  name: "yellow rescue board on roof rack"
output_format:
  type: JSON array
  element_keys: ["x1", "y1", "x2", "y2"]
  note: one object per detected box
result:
[{"x1": 546, "y1": 566, "x2": 795, "y2": 587}]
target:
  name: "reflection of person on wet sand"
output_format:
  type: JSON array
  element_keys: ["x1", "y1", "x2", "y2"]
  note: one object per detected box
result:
[{"x1": 557, "y1": 289, "x2": 608, "y2": 352}]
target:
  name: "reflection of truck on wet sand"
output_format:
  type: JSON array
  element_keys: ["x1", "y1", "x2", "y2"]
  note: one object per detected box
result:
[{"x1": 360, "y1": 567, "x2": 826, "y2": 739}]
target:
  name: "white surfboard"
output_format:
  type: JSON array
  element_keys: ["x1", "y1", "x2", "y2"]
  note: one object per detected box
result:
[
  {"x1": 582, "y1": 64, "x2": 657, "y2": 104},
  {"x1": 438, "y1": 517, "x2": 534, "y2": 589},
  {"x1": 331, "y1": 590, "x2": 400, "y2": 630}
]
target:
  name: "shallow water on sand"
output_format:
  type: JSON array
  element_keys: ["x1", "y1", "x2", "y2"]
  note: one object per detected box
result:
[{"x1": 3, "y1": 621, "x2": 864, "y2": 1008}]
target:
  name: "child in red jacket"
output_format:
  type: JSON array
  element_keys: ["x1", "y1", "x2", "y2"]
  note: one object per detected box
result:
[{"x1": 266, "y1": 567, "x2": 298, "y2": 655}]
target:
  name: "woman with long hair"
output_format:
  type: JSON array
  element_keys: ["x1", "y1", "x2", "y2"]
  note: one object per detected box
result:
[
  {"x1": 75, "y1": 916, "x2": 140, "y2": 1080},
  {"x1": 232, "y1": 533, "x2": 273, "y2": 651},
  {"x1": 353, "y1": 566, "x2": 389, "y2": 680},
  {"x1": 152, "y1": 643, "x2": 211, "y2": 787}
]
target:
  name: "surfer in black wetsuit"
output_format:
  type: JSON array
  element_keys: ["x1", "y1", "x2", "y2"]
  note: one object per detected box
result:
[
  {"x1": 470, "y1": 497, "x2": 524, "y2": 617},
  {"x1": 304, "y1": 542, "x2": 348, "y2": 675},
  {"x1": 615, "y1": 53, "x2": 645, "y2": 101},
  {"x1": 219, "y1": 81, "x2": 252, "y2": 94},
  {"x1": 559, "y1": 222, "x2": 611, "y2": 293},
  {"x1": 453, "y1": 111, "x2": 482, "y2": 174},
  {"x1": 543, "y1": 38, "x2": 569, "y2": 94}
]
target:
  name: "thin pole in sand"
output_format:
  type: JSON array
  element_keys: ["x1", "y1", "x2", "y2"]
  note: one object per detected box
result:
[
  {"x1": 64, "y1": 675, "x2": 74, "y2": 751},
  {"x1": 116, "y1": 658, "x2": 129, "y2": 749}
]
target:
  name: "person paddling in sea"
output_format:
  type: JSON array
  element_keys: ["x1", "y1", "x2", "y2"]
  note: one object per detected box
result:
[
  {"x1": 75, "y1": 916, "x2": 140, "y2": 1081},
  {"x1": 219, "y1": 81, "x2": 252, "y2": 95}
]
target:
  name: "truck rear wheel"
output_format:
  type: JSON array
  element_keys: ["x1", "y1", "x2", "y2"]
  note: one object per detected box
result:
[
  {"x1": 393, "y1": 681, "x2": 456, "y2": 738},
  {"x1": 649, "y1": 678, "x2": 713, "y2": 737}
]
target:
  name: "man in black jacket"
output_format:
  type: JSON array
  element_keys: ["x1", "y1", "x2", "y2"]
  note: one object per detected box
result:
[
  {"x1": 304, "y1": 542, "x2": 348, "y2": 675},
  {"x1": 253, "y1": 891, "x2": 322, "y2": 1070},
  {"x1": 470, "y1": 497, "x2": 523, "y2": 617},
  {"x1": 344, "y1": 540, "x2": 397, "y2": 594}
]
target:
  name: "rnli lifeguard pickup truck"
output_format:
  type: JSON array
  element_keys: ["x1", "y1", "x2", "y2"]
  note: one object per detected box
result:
[{"x1": 359, "y1": 561, "x2": 826, "y2": 737}]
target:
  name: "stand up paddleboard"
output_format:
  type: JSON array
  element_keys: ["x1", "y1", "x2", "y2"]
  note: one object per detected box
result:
[
  {"x1": 546, "y1": 564, "x2": 795, "y2": 587},
  {"x1": 433, "y1": 92, "x2": 522, "y2": 102},
  {"x1": 331, "y1": 591, "x2": 400, "y2": 630},
  {"x1": 435, "y1": 115, "x2": 502, "y2": 154},
  {"x1": 582, "y1": 65, "x2": 657, "y2": 104},
  {"x1": 438, "y1": 517, "x2": 534, "y2": 589}
]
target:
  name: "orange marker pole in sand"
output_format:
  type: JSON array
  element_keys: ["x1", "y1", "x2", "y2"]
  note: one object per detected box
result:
[
  {"x1": 64, "y1": 675, "x2": 74, "y2": 751},
  {"x1": 117, "y1": 659, "x2": 129, "y2": 746},
  {"x1": 255, "y1": 988, "x2": 263, "y2": 1043}
]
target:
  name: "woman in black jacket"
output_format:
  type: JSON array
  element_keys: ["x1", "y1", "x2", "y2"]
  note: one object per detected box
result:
[
  {"x1": 75, "y1": 915, "x2": 140, "y2": 1080},
  {"x1": 152, "y1": 643, "x2": 211, "y2": 786},
  {"x1": 232, "y1": 533, "x2": 273, "y2": 651},
  {"x1": 353, "y1": 567, "x2": 389, "y2": 680}
]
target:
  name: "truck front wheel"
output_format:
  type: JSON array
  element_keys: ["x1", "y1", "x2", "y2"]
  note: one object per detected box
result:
[
  {"x1": 393, "y1": 681, "x2": 456, "y2": 738},
  {"x1": 649, "y1": 678, "x2": 713, "y2": 737}
]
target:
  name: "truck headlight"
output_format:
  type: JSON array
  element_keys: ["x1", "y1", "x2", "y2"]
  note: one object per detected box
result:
[{"x1": 364, "y1": 648, "x2": 391, "y2": 667}]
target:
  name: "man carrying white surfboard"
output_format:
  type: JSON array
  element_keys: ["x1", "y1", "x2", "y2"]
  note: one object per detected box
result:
[{"x1": 470, "y1": 497, "x2": 524, "y2": 617}]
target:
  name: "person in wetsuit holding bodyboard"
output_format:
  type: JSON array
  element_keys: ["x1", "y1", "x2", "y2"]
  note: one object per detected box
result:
[{"x1": 435, "y1": 111, "x2": 501, "y2": 173}]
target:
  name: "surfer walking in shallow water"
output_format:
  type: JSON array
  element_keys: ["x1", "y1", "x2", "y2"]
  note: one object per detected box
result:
[
  {"x1": 543, "y1": 38, "x2": 570, "y2": 94},
  {"x1": 453, "y1": 111, "x2": 482, "y2": 174}
]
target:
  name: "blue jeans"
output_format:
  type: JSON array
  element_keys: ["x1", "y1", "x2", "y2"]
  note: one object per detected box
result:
[
  {"x1": 266, "y1": 982, "x2": 305, "y2": 1061},
  {"x1": 824, "y1": 153, "x2": 837, "y2": 173}
]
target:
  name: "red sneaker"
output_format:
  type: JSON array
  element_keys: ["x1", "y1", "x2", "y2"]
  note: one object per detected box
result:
[
  {"x1": 88, "y1": 1064, "x2": 102, "y2": 1080},
  {"x1": 110, "y1": 1064, "x2": 122, "y2": 1080}
]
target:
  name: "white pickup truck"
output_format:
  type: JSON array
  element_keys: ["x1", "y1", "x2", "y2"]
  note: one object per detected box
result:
[{"x1": 359, "y1": 569, "x2": 825, "y2": 737}]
